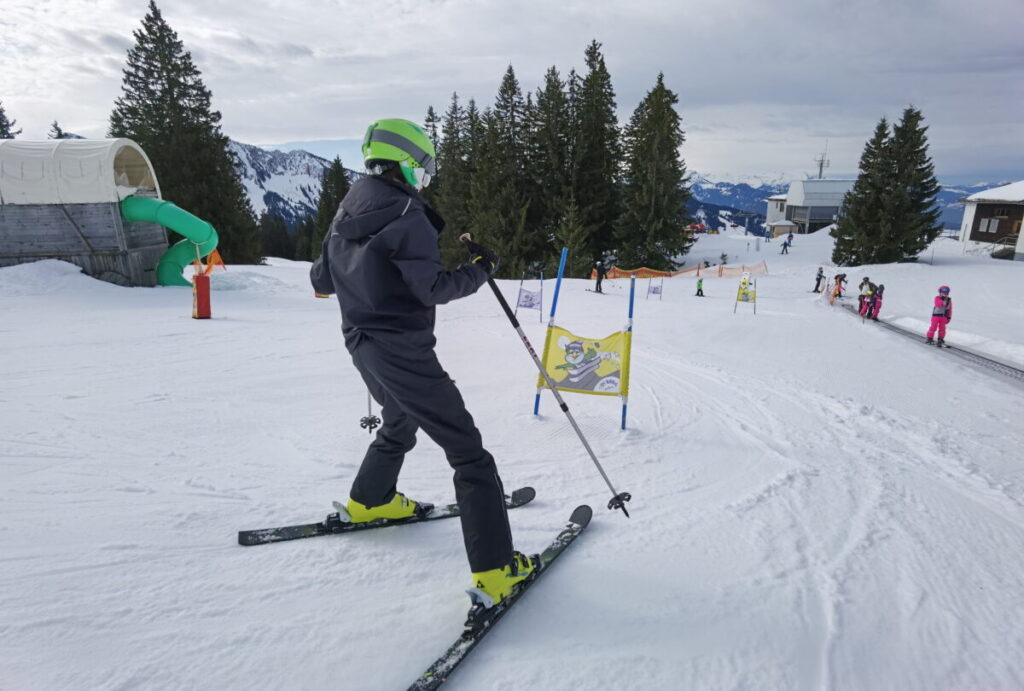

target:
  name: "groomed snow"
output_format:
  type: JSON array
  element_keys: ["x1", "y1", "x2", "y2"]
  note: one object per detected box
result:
[{"x1": 1, "y1": 230, "x2": 1023, "y2": 690}]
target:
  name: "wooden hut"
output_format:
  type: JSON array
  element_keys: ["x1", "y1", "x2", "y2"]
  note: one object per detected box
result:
[{"x1": 0, "y1": 139, "x2": 168, "y2": 286}]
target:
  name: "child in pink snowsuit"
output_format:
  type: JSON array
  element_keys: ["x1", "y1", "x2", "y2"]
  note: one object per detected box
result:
[
  {"x1": 860, "y1": 284, "x2": 884, "y2": 320},
  {"x1": 869, "y1": 284, "x2": 885, "y2": 320},
  {"x1": 925, "y1": 286, "x2": 952, "y2": 345}
]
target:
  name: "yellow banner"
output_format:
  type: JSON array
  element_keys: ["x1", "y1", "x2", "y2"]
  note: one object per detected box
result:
[
  {"x1": 737, "y1": 279, "x2": 756, "y2": 303},
  {"x1": 537, "y1": 326, "x2": 630, "y2": 397}
]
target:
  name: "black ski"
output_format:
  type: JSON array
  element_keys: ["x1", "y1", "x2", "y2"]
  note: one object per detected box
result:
[
  {"x1": 408, "y1": 504, "x2": 593, "y2": 690},
  {"x1": 238, "y1": 487, "x2": 536, "y2": 546}
]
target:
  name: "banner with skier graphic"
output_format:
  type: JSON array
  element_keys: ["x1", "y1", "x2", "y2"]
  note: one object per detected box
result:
[
  {"x1": 536, "y1": 326, "x2": 631, "y2": 397},
  {"x1": 734, "y1": 275, "x2": 757, "y2": 314},
  {"x1": 516, "y1": 288, "x2": 542, "y2": 311}
]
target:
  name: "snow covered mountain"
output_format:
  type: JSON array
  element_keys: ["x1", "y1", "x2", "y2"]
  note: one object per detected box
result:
[{"x1": 229, "y1": 141, "x2": 330, "y2": 228}]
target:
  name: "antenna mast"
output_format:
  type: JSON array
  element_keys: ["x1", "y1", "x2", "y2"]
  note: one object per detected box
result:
[{"x1": 814, "y1": 139, "x2": 830, "y2": 180}]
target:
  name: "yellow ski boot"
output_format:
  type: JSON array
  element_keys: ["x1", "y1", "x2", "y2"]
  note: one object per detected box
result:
[
  {"x1": 467, "y1": 552, "x2": 537, "y2": 609},
  {"x1": 337, "y1": 492, "x2": 429, "y2": 523}
]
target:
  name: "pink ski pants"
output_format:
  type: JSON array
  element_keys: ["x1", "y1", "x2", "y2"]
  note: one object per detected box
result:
[{"x1": 926, "y1": 316, "x2": 948, "y2": 339}]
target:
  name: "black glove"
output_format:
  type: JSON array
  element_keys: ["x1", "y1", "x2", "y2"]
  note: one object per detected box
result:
[{"x1": 465, "y1": 239, "x2": 499, "y2": 275}]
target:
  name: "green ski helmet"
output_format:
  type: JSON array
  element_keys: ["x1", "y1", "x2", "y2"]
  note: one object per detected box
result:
[{"x1": 362, "y1": 118, "x2": 437, "y2": 189}]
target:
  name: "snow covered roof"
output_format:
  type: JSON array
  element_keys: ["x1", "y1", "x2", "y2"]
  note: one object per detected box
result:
[
  {"x1": 0, "y1": 139, "x2": 160, "y2": 205},
  {"x1": 963, "y1": 181, "x2": 1024, "y2": 204},
  {"x1": 765, "y1": 194, "x2": 787, "y2": 201},
  {"x1": 769, "y1": 219, "x2": 798, "y2": 227},
  {"x1": 784, "y1": 179, "x2": 854, "y2": 207}
]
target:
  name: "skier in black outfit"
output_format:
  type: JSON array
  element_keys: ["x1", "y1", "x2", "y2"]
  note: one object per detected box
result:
[
  {"x1": 813, "y1": 267, "x2": 824, "y2": 292},
  {"x1": 594, "y1": 260, "x2": 608, "y2": 293},
  {"x1": 310, "y1": 118, "x2": 533, "y2": 608}
]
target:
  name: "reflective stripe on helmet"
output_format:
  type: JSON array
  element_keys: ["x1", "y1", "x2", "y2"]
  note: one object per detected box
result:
[{"x1": 367, "y1": 128, "x2": 436, "y2": 175}]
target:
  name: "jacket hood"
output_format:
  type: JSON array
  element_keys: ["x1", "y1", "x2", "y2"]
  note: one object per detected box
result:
[{"x1": 332, "y1": 176, "x2": 444, "y2": 241}]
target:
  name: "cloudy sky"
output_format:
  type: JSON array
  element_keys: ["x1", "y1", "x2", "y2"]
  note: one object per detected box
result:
[{"x1": 2, "y1": 0, "x2": 1022, "y2": 184}]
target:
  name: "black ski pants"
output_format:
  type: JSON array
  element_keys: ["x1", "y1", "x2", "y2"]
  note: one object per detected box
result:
[{"x1": 348, "y1": 336, "x2": 513, "y2": 572}]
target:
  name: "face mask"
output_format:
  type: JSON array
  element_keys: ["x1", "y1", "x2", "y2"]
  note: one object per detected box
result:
[{"x1": 412, "y1": 166, "x2": 432, "y2": 189}]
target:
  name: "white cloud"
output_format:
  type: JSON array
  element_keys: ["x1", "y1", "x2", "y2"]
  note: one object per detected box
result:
[{"x1": 2, "y1": 0, "x2": 1021, "y2": 180}]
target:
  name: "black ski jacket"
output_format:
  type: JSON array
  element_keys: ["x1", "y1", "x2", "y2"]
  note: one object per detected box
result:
[{"x1": 310, "y1": 176, "x2": 488, "y2": 352}]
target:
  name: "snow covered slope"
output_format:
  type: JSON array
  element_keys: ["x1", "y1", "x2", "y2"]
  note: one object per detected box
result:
[{"x1": 2, "y1": 232, "x2": 1023, "y2": 690}]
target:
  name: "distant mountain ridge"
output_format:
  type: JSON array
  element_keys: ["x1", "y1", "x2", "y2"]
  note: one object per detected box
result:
[
  {"x1": 229, "y1": 141, "x2": 329, "y2": 228},
  {"x1": 688, "y1": 172, "x2": 1005, "y2": 230}
]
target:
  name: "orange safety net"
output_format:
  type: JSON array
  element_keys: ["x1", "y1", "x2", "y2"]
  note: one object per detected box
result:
[
  {"x1": 593, "y1": 261, "x2": 769, "y2": 279},
  {"x1": 591, "y1": 266, "x2": 688, "y2": 279},
  {"x1": 674, "y1": 261, "x2": 769, "y2": 278}
]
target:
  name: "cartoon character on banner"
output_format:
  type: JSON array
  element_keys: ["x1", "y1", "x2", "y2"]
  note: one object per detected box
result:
[
  {"x1": 555, "y1": 338, "x2": 621, "y2": 393},
  {"x1": 517, "y1": 289, "x2": 541, "y2": 310},
  {"x1": 738, "y1": 271, "x2": 753, "y2": 301}
]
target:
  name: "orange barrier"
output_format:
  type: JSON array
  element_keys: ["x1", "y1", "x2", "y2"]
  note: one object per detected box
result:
[
  {"x1": 593, "y1": 260, "x2": 769, "y2": 279},
  {"x1": 675, "y1": 261, "x2": 769, "y2": 278},
  {"x1": 591, "y1": 265, "x2": 686, "y2": 279}
]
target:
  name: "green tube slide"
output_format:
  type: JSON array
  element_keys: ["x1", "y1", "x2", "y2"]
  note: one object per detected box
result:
[{"x1": 121, "y1": 195, "x2": 219, "y2": 287}]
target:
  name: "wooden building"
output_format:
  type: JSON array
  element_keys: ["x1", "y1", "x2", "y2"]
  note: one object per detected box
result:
[
  {"x1": 957, "y1": 181, "x2": 1024, "y2": 260},
  {"x1": 0, "y1": 139, "x2": 168, "y2": 286}
]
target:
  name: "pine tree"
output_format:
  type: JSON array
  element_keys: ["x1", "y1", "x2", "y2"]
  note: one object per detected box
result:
[
  {"x1": 259, "y1": 211, "x2": 294, "y2": 260},
  {"x1": 310, "y1": 157, "x2": 351, "y2": 258},
  {"x1": 832, "y1": 118, "x2": 891, "y2": 266},
  {"x1": 109, "y1": 1, "x2": 259, "y2": 264},
  {"x1": 293, "y1": 214, "x2": 316, "y2": 264},
  {"x1": 468, "y1": 68, "x2": 532, "y2": 277},
  {"x1": 616, "y1": 73, "x2": 692, "y2": 269},
  {"x1": 525, "y1": 67, "x2": 572, "y2": 268},
  {"x1": 423, "y1": 106, "x2": 441, "y2": 152},
  {"x1": 0, "y1": 100, "x2": 21, "y2": 138},
  {"x1": 553, "y1": 198, "x2": 590, "y2": 278},
  {"x1": 433, "y1": 93, "x2": 472, "y2": 267},
  {"x1": 571, "y1": 41, "x2": 622, "y2": 268},
  {"x1": 890, "y1": 106, "x2": 942, "y2": 260},
  {"x1": 48, "y1": 121, "x2": 67, "y2": 139}
]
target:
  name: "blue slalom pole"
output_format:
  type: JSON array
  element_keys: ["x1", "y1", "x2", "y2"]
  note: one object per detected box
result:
[
  {"x1": 549, "y1": 247, "x2": 568, "y2": 320},
  {"x1": 534, "y1": 248, "x2": 569, "y2": 416},
  {"x1": 621, "y1": 276, "x2": 636, "y2": 430}
]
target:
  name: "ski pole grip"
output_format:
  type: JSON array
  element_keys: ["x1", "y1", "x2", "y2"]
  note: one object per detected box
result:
[{"x1": 460, "y1": 234, "x2": 519, "y2": 327}]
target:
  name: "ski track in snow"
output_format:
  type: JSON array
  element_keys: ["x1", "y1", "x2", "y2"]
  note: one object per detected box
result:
[{"x1": 2, "y1": 237, "x2": 1024, "y2": 690}]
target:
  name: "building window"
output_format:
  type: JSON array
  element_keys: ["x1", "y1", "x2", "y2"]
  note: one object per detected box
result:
[
  {"x1": 979, "y1": 218, "x2": 1000, "y2": 233},
  {"x1": 992, "y1": 207, "x2": 1010, "y2": 217}
]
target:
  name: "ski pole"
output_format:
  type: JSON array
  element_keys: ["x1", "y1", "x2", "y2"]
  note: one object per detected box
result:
[
  {"x1": 460, "y1": 234, "x2": 632, "y2": 517},
  {"x1": 360, "y1": 389, "x2": 380, "y2": 435}
]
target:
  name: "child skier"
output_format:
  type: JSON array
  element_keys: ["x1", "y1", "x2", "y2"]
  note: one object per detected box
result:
[
  {"x1": 925, "y1": 285, "x2": 953, "y2": 346},
  {"x1": 831, "y1": 272, "x2": 847, "y2": 305},
  {"x1": 869, "y1": 284, "x2": 885, "y2": 320},
  {"x1": 696, "y1": 277, "x2": 704, "y2": 297},
  {"x1": 309, "y1": 118, "x2": 533, "y2": 609},
  {"x1": 857, "y1": 277, "x2": 876, "y2": 312},
  {"x1": 859, "y1": 286, "x2": 873, "y2": 317},
  {"x1": 594, "y1": 260, "x2": 608, "y2": 293}
]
